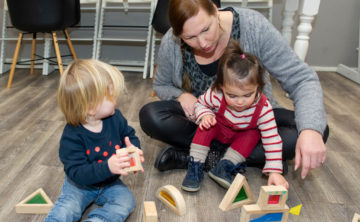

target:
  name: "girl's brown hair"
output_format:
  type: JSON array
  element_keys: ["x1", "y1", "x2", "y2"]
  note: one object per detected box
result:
[
  {"x1": 213, "y1": 39, "x2": 265, "y2": 93},
  {"x1": 57, "y1": 59, "x2": 125, "y2": 126}
]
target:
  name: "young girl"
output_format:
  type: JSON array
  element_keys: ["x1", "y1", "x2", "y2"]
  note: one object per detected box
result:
[
  {"x1": 45, "y1": 59, "x2": 144, "y2": 222},
  {"x1": 181, "y1": 40, "x2": 288, "y2": 192}
]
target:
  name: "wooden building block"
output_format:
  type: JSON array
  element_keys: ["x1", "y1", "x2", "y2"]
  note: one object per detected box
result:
[
  {"x1": 156, "y1": 185, "x2": 186, "y2": 216},
  {"x1": 143, "y1": 201, "x2": 157, "y2": 222},
  {"x1": 219, "y1": 174, "x2": 255, "y2": 211},
  {"x1": 257, "y1": 185, "x2": 288, "y2": 210},
  {"x1": 15, "y1": 188, "x2": 54, "y2": 214},
  {"x1": 353, "y1": 213, "x2": 360, "y2": 222},
  {"x1": 240, "y1": 203, "x2": 289, "y2": 222},
  {"x1": 116, "y1": 146, "x2": 143, "y2": 172}
]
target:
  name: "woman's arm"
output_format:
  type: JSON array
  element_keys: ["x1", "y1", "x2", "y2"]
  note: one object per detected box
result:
[
  {"x1": 255, "y1": 11, "x2": 327, "y2": 135},
  {"x1": 153, "y1": 30, "x2": 185, "y2": 100},
  {"x1": 249, "y1": 10, "x2": 327, "y2": 178}
]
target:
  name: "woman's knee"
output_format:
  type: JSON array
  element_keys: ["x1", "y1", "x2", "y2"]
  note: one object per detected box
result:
[{"x1": 139, "y1": 102, "x2": 169, "y2": 136}]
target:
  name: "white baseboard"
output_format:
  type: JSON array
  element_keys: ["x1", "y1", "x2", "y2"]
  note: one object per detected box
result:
[
  {"x1": 310, "y1": 66, "x2": 338, "y2": 72},
  {"x1": 336, "y1": 64, "x2": 360, "y2": 84}
]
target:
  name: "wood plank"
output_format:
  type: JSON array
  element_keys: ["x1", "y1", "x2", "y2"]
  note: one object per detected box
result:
[{"x1": 0, "y1": 70, "x2": 359, "y2": 221}]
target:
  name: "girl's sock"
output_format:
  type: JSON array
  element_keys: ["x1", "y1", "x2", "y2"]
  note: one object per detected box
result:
[
  {"x1": 190, "y1": 143, "x2": 210, "y2": 163},
  {"x1": 222, "y1": 147, "x2": 246, "y2": 165}
]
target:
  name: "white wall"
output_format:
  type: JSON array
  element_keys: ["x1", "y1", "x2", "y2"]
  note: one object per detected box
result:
[
  {"x1": 272, "y1": 0, "x2": 359, "y2": 68},
  {"x1": 1, "y1": 0, "x2": 359, "y2": 69}
]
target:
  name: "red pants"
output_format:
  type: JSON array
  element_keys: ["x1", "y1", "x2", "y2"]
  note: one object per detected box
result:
[{"x1": 192, "y1": 123, "x2": 260, "y2": 158}]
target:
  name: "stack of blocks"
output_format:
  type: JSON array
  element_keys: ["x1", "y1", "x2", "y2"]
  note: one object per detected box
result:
[{"x1": 240, "y1": 185, "x2": 289, "y2": 222}]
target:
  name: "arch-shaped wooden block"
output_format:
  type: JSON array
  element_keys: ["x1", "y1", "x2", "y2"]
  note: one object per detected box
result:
[{"x1": 156, "y1": 185, "x2": 186, "y2": 216}]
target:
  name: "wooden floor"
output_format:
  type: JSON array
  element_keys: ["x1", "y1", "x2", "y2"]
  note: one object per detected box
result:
[{"x1": 0, "y1": 68, "x2": 359, "y2": 222}]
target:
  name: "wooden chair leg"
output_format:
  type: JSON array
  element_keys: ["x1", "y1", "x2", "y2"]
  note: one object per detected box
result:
[
  {"x1": 151, "y1": 64, "x2": 157, "y2": 97},
  {"x1": 52, "y1": 32, "x2": 63, "y2": 75},
  {"x1": 30, "y1": 33, "x2": 36, "y2": 75},
  {"x1": 7, "y1": 33, "x2": 23, "y2": 89},
  {"x1": 64, "y1": 29, "x2": 77, "y2": 60}
]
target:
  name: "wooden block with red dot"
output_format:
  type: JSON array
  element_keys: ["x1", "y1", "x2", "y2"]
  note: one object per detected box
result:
[{"x1": 116, "y1": 146, "x2": 143, "y2": 172}]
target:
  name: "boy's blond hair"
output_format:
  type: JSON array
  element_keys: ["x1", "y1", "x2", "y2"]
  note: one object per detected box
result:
[{"x1": 57, "y1": 59, "x2": 125, "y2": 126}]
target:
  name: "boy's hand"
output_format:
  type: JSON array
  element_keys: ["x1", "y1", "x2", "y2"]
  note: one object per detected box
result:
[
  {"x1": 124, "y1": 137, "x2": 144, "y2": 172},
  {"x1": 108, "y1": 152, "x2": 130, "y2": 176},
  {"x1": 199, "y1": 115, "x2": 216, "y2": 130},
  {"x1": 267, "y1": 172, "x2": 289, "y2": 189}
]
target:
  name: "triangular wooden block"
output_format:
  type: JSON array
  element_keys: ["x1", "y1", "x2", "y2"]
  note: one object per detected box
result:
[
  {"x1": 219, "y1": 174, "x2": 254, "y2": 211},
  {"x1": 15, "y1": 188, "x2": 54, "y2": 214},
  {"x1": 156, "y1": 185, "x2": 186, "y2": 216},
  {"x1": 352, "y1": 213, "x2": 360, "y2": 222}
]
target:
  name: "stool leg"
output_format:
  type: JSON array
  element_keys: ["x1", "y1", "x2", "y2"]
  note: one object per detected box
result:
[
  {"x1": 7, "y1": 33, "x2": 23, "y2": 89},
  {"x1": 52, "y1": 32, "x2": 63, "y2": 75},
  {"x1": 30, "y1": 33, "x2": 36, "y2": 75},
  {"x1": 151, "y1": 64, "x2": 157, "y2": 97},
  {"x1": 64, "y1": 29, "x2": 77, "y2": 60}
]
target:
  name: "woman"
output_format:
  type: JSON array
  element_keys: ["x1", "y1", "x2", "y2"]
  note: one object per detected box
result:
[{"x1": 140, "y1": 0, "x2": 329, "y2": 179}]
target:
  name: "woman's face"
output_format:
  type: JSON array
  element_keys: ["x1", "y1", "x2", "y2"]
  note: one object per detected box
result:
[{"x1": 181, "y1": 6, "x2": 220, "y2": 55}]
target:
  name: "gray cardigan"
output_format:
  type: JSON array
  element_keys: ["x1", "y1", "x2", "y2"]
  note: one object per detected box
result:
[{"x1": 153, "y1": 7, "x2": 327, "y2": 135}]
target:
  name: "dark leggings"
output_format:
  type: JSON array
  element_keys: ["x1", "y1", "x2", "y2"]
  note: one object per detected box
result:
[{"x1": 139, "y1": 100, "x2": 329, "y2": 165}]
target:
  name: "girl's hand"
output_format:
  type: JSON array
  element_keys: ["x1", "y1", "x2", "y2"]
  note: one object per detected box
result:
[
  {"x1": 267, "y1": 173, "x2": 289, "y2": 189},
  {"x1": 177, "y1": 92, "x2": 197, "y2": 120},
  {"x1": 124, "y1": 137, "x2": 144, "y2": 172},
  {"x1": 199, "y1": 115, "x2": 216, "y2": 130},
  {"x1": 108, "y1": 152, "x2": 130, "y2": 176}
]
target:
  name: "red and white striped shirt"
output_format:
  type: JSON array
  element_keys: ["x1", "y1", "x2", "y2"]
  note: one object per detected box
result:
[{"x1": 194, "y1": 88, "x2": 283, "y2": 174}]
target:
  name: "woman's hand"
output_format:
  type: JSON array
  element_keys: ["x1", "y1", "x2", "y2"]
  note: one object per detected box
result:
[
  {"x1": 268, "y1": 173, "x2": 289, "y2": 189},
  {"x1": 177, "y1": 92, "x2": 197, "y2": 120},
  {"x1": 294, "y1": 129, "x2": 326, "y2": 179},
  {"x1": 199, "y1": 115, "x2": 216, "y2": 130}
]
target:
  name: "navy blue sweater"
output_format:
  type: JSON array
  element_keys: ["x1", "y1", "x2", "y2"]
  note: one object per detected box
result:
[{"x1": 59, "y1": 109, "x2": 140, "y2": 186}]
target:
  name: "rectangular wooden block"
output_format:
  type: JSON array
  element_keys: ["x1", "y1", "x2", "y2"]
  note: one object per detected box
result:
[
  {"x1": 116, "y1": 146, "x2": 143, "y2": 172},
  {"x1": 257, "y1": 185, "x2": 288, "y2": 211},
  {"x1": 143, "y1": 201, "x2": 157, "y2": 222},
  {"x1": 353, "y1": 213, "x2": 360, "y2": 222},
  {"x1": 240, "y1": 204, "x2": 289, "y2": 222}
]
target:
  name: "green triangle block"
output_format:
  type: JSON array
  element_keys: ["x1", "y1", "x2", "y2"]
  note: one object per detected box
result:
[
  {"x1": 26, "y1": 193, "x2": 47, "y2": 204},
  {"x1": 234, "y1": 187, "x2": 247, "y2": 203}
]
